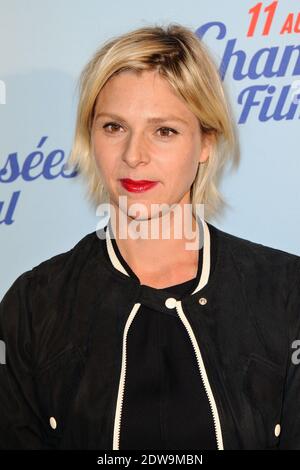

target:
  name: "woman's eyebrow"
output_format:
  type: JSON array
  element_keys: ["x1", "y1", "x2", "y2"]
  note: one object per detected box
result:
[{"x1": 94, "y1": 112, "x2": 189, "y2": 125}]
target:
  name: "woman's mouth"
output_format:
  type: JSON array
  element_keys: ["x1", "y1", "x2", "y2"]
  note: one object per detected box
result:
[{"x1": 119, "y1": 179, "x2": 159, "y2": 193}]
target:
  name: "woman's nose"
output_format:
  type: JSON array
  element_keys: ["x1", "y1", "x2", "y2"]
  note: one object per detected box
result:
[{"x1": 122, "y1": 131, "x2": 150, "y2": 166}]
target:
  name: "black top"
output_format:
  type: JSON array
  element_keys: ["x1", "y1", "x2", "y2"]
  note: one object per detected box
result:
[{"x1": 103, "y1": 224, "x2": 217, "y2": 450}]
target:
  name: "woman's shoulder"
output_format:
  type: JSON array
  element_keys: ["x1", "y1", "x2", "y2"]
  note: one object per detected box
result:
[
  {"x1": 2, "y1": 229, "x2": 104, "y2": 304},
  {"x1": 209, "y1": 221, "x2": 299, "y2": 261},
  {"x1": 208, "y1": 222, "x2": 300, "y2": 284},
  {"x1": 29, "y1": 230, "x2": 100, "y2": 277}
]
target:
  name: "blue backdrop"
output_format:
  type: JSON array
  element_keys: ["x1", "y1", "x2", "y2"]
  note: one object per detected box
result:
[{"x1": 1, "y1": 0, "x2": 299, "y2": 299}]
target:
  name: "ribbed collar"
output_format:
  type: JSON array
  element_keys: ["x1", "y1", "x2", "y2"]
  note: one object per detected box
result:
[{"x1": 104, "y1": 215, "x2": 211, "y2": 296}]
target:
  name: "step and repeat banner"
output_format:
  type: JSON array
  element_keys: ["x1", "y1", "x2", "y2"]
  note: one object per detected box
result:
[{"x1": 0, "y1": 0, "x2": 299, "y2": 299}]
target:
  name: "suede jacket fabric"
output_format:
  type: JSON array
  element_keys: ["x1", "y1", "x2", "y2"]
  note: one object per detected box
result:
[{"x1": 0, "y1": 219, "x2": 299, "y2": 450}]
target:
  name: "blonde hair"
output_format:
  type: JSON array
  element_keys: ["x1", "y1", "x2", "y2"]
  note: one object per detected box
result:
[{"x1": 67, "y1": 22, "x2": 239, "y2": 221}]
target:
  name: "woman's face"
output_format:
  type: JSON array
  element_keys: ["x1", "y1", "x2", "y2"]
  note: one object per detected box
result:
[{"x1": 91, "y1": 69, "x2": 212, "y2": 221}]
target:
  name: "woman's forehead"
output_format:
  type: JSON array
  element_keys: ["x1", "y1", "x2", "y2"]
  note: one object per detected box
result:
[{"x1": 94, "y1": 70, "x2": 195, "y2": 120}]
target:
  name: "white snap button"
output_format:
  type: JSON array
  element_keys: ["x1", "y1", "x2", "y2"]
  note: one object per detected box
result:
[
  {"x1": 49, "y1": 417, "x2": 57, "y2": 430},
  {"x1": 199, "y1": 297, "x2": 207, "y2": 305},
  {"x1": 165, "y1": 297, "x2": 177, "y2": 309},
  {"x1": 274, "y1": 424, "x2": 281, "y2": 437}
]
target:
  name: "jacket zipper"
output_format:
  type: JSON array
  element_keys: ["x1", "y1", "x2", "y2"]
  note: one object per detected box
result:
[
  {"x1": 112, "y1": 300, "x2": 224, "y2": 450},
  {"x1": 175, "y1": 300, "x2": 224, "y2": 450},
  {"x1": 113, "y1": 302, "x2": 141, "y2": 450}
]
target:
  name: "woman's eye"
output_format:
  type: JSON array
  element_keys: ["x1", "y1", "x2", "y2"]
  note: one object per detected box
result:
[
  {"x1": 102, "y1": 123, "x2": 178, "y2": 138},
  {"x1": 103, "y1": 122, "x2": 122, "y2": 133},
  {"x1": 157, "y1": 127, "x2": 178, "y2": 138}
]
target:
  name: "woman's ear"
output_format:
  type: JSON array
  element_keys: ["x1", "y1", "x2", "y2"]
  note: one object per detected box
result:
[{"x1": 199, "y1": 132, "x2": 215, "y2": 164}]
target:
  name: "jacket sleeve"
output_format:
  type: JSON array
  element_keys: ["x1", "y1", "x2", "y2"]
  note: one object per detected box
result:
[
  {"x1": 278, "y1": 257, "x2": 300, "y2": 449},
  {"x1": 0, "y1": 272, "x2": 46, "y2": 449}
]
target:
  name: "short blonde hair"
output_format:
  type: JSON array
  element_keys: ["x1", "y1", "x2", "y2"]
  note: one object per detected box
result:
[{"x1": 67, "y1": 22, "x2": 239, "y2": 221}]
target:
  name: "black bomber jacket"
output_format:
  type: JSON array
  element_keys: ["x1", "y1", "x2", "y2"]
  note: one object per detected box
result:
[{"x1": 0, "y1": 219, "x2": 299, "y2": 450}]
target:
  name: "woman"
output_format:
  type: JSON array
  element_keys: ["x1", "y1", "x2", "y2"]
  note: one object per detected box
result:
[{"x1": 0, "y1": 23, "x2": 299, "y2": 450}]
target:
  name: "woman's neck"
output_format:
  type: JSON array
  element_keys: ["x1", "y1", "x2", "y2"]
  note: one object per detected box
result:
[{"x1": 108, "y1": 209, "x2": 201, "y2": 287}]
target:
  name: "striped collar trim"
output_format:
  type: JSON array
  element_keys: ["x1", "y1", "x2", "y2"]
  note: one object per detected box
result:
[{"x1": 105, "y1": 216, "x2": 211, "y2": 294}]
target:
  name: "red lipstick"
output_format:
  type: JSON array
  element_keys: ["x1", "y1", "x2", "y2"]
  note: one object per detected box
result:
[{"x1": 120, "y1": 179, "x2": 158, "y2": 193}]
